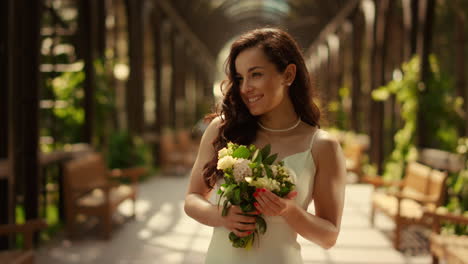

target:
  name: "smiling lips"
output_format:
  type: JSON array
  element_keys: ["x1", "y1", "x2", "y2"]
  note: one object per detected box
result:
[{"x1": 246, "y1": 95, "x2": 263, "y2": 104}]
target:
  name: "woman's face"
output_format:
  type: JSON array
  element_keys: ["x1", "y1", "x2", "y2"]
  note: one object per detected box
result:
[{"x1": 234, "y1": 47, "x2": 290, "y2": 116}]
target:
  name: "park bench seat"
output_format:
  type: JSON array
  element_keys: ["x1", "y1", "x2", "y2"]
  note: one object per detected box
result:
[
  {"x1": 363, "y1": 161, "x2": 447, "y2": 250},
  {"x1": 63, "y1": 152, "x2": 145, "y2": 239}
]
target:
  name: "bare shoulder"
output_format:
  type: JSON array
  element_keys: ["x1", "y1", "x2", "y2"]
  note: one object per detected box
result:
[
  {"x1": 202, "y1": 116, "x2": 222, "y2": 141},
  {"x1": 314, "y1": 130, "x2": 341, "y2": 152},
  {"x1": 311, "y1": 129, "x2": 343, "y2": 167}
]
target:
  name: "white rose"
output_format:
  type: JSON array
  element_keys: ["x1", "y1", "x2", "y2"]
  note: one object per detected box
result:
[
  {"x1": 218, "y1": 147, "x2": 232, "y2": 159},
  {"x1": 217, "y1": 156, "x2": 237, "y2": 170}
]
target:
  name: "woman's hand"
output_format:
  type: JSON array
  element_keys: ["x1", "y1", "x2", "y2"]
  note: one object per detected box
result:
[
  {"x1": 253, "y1": 189, "x2": 298, "y2": 217},
  {"x1": 221, "y1": 205, "x2": 259, "y2": 237}
]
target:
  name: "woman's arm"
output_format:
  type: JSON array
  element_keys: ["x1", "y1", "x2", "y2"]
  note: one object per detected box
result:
[
  {"x1": 286, "y1": 132, "x2": 346, "y2": 248},
  {"x1": 254, "y1": 131, "x2": 346, "y2": 249},
  {"x1": 184, "y1": 118, "x2": 257, "y2": 236},
  {"x1": 184, "y1": 117, "x2": 223, "y2": 227}
]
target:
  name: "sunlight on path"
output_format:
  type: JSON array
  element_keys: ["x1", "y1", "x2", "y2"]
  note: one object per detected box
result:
[{"x1": 37, "y1": 174, "x2": 432, "y2": 264}]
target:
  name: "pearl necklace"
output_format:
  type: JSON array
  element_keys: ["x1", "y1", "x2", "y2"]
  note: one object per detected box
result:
[{"x1": 258, "y1": 117, "x2": 301, "y2": 132}]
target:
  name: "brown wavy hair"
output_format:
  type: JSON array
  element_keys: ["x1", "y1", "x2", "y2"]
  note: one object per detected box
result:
[{"x1": 203, "y1": 27, "x2": 321, "y2": 188}]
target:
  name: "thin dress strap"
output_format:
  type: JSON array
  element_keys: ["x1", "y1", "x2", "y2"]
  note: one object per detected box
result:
[{"x1": 309, "y1": 128, "x2": 320, "y2": 149}]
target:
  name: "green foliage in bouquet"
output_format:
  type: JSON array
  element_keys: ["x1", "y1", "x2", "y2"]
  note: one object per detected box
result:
[{"x1": 216, "y1": 143, "x2": 296, "y2": 249}]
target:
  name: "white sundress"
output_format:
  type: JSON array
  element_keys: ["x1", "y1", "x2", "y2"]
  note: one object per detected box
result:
[{"x1": 205, "y1": 130, "x2": 320, "y2": 264}]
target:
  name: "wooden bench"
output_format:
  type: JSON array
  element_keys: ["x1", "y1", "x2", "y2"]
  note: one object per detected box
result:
[
  {"x1": 363, "y1": 161, "x2": 448, "y2": 250},
  {"x1": 424, "y1": 209, "x2": 468, "y2": 264},
  {"x1": 343, "y1": 142, "x2": 366, "y2": 182},
  {"x1": 160, "y1": 130, "x2": 198, "y2": 175},
  {"x1": 63, "y1": 152, "x2": 145, "y2": 239},
  {"x1": 0, "y1": 219, "x2": 47, "y2": 264}
]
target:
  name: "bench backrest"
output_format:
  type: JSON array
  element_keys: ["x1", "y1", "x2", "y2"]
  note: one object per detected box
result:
[
  {"x1": 344, "y1": 143, "x2": 364, "y2": 162},
  {"x1": 63, "y1": 152, "x2": 108, "y2": 199},
  {"x1": 403, "y1": 162, "x2": 447, "y2": 204}
]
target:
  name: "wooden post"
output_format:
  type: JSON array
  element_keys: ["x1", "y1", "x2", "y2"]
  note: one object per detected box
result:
[
  {"x1": 0, "y1": 0, "x2": 9, "y2": 159},
  {"x1": 351, "y1": 12, "x2": 364, "y2": 133},
  {"x1": 416, "y1": 0, "x2": 435, "y2": 148},
  {"x1": 454, "y1": 1, "x2": 467, "y2": 136},
  {"x1": 78, "y1": 0, "x2": 96, "y2": 143},
  {"x1": 0, "y1": 0, "x2": 11, "y2": 250},
  {"x1": 96, "y1": 0, "x2": 106, "y2": 58},
  {"x1": 174, "y1": 37, "x2": 186, "y2": 131},
  {"x1": 402, "y1": 0, "x2": 419, "y2": 60},
  {"x1": 152, "y1": 9, "x2": 163, "y2": 164},
  {"x1": 126, "y1": 0, "x2": 145, "y2": 135},
  {"x1": 370, "y1": 0, "x2": 394, "y2": 172},
  {"x1": 10, "y1": 0, "x2": 41, "y2": 224},
  {"x1": 169, "y1": 29, "x2": 183, "y2": 130}
]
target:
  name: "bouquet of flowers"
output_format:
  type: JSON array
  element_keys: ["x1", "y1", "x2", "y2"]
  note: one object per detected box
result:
[{"x1": 216, "y1": 142, "x2": 296, "y2": 249}]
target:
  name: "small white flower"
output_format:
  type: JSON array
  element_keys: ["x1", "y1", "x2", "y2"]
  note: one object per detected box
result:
[
  {"x1": 245, "y1": 177, "x2": 253, "y2": 183},
  {"x1": 233, "y1": 158, "x2": 252, "y2": 183},
  {"x1": 250, "y1": 177, "x2": 280, "y2": 192},
  {"x1": 217, "y1": 156, "x2": 237, "y2": 170},
  {"x1": 271, "y1": 165, "x2": 278, "y2": 177}
]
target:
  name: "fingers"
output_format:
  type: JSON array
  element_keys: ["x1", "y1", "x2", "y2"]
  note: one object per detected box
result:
[
  {"x1": 232, "y1": 228, "x2": 253, "y2": 237},
  {"x1": 224, "y1": 205, "x2": 257, "y2": 236},
  {"x1": 259, "y1": 189, "x2": 283, "y2": 208},
  {"x1": 235, "y1": 222, "x2": 256, "y2": 231},
  {"x1": 286, "y1": 191, "x2": 298, "y2": 199}
]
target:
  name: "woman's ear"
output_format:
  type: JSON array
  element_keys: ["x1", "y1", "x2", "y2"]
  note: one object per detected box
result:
[{"x1": 283, "y1": 64, "x2": 297, "y2": 86}]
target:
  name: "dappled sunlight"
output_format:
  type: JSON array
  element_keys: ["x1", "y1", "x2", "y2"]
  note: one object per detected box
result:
[{"x1": 35, "y1": 172, "x2": 433, "y2": 264}]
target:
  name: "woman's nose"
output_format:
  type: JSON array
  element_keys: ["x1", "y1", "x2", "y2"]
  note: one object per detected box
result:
[{"x1": 240, "y1": 80, "x2": 253, "y2": 94}]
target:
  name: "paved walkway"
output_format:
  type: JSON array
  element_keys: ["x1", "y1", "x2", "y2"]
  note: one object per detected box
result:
[{"x1": 37, "y1": 174, "x2": 432, "y2": 264}]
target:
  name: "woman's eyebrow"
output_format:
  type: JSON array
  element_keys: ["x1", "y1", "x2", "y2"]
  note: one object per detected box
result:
[
  {"x1": 248, "y1": 66, "x2": 264, "y2": 72},
  {"x1": 235, "y1": 66, "x2": 264, "y2": 76}
]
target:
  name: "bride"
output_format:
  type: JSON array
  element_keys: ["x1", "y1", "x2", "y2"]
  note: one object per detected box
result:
[{"x1": 184, "y1": 27, "x2": 346, "y2": 264}]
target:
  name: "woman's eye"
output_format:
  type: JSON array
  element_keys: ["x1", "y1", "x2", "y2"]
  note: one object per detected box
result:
[{"x1": 252, "y1": 72, "x2": 263, "y2": 78}]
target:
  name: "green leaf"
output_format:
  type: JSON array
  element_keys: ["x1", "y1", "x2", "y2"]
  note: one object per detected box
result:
[
  {"x1": 232, "y1": 145, "x2": 251, "y2": 159},
  {"x1": 264, "y1": 166, "x2": 273, "y2": 178},
  {"x1": 251, "y1": 149, "x2": 260, "y2": 162},
  {"x1": 229, "y1": 232, "x2": 238, "y2": 243},
  {"x1": 232, "y1": 188, "x2": 241, "y2": 205},
  {"x1": 254, "y1": 150, "x2": 263, "y2": 163},
  {"x1": 256, "y1": 216, "x2": 267, "y2": 234},
  {"x1": 222, "y1": 200, "x2": 230, "y2": 216},
  {"x1": 264, "y1": 153, "x2": 278, "y2": 165},
  {"x1": 223, "y1": 184, "x2": 236, "y2": 200},
  {"x1": 240, "y1": 202, "x2": 254, "y2": 213},
  {"x1": 260, "y1": 144, "x2": 271, "y2": 159}
]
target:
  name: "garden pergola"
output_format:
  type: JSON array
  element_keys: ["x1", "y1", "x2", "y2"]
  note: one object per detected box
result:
[{"x1": 1, "y1": 0, "x2": 466, "y2": 250}]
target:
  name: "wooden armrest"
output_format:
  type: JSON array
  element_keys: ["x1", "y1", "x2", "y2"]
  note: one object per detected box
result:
[
  {"x1": 424, "y1": 209, "x2": 468, "y2": 226},
  {"x1": 0, "y1": 220, "x2": 47, "y2": 235},
  {"x1": 72, "y1": 183, "x2": 113, "y2": 192},
  {"x1": 0, "y1": 219, "x2": 48, "y2": 249},
  {"x1": 361, "y1": 175, "x2": 404, "y2": 188},
  {"x1": 391, "y1": 190, "x2": 438, "y2": 204},
  {"x1": 110, "y1": 167, "x2": 147, "y2": 183}
]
